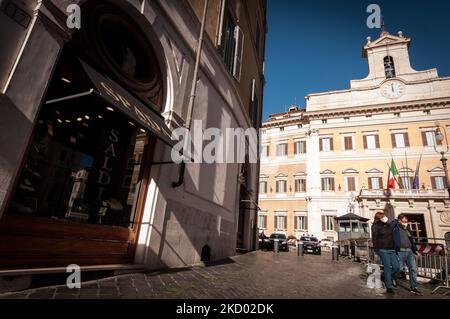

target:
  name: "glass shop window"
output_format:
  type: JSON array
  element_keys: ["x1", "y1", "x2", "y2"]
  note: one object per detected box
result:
[{"x1": 9, "y1": 94, "x2": 149, "y2": 229}]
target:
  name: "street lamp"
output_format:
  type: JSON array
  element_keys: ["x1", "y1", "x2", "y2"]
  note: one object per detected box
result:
[{"x1": 434, "y1": 124, "x2": 450, "y2": 196}]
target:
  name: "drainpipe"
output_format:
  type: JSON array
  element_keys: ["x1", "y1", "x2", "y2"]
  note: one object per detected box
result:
[
  {"x1": 173, "y1": 0, "x2": 208, "y2": 188},
  {"x1": 2, "y1": 1, "x2": 42, "y2": 94}
]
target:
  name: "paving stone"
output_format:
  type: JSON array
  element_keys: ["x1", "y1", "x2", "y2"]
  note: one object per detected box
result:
[{"x1": 1, "y1": 251, "x2": 448, "y2": 299}]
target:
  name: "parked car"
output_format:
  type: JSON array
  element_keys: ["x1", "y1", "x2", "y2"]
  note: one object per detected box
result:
[
  {"x1": 300, "y1": 236, "x2": 321, "y2": 255},
  {"x1": 267, "y1": 233, "x2": 289, "y2": 252}
]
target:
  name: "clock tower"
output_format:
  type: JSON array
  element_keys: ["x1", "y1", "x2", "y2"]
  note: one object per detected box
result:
[{"x1": 350, "y1": 30, "x2": 439, "y2": 90}]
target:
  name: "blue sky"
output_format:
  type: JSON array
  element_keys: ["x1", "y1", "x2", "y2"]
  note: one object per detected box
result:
[{"x1": 263, "y1": 0, "x2": 450, "y2": 120}]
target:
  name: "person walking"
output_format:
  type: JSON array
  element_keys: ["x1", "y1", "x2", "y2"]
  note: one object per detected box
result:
[
  {"x1": 371, "y1": 212, "x2": 400, "y2": 294},
  {"x1": 392, "y1": 214, "x2": 422, "y2": 295}
]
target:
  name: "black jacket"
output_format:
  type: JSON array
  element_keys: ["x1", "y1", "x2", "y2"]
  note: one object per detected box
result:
[
  {"x1": 371, "y1": 221, "x2": 395, "y2": 250},
  {"x1": 391, "y1": 220, "x2": 418, "y2": 254}
]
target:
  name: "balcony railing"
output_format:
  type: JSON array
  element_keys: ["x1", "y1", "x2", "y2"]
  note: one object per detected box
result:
[{"x1": 359, "y1": 188, "x2": 448, "y2": 198}]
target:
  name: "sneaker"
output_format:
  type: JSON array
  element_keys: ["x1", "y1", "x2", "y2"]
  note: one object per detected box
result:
[
  {"x1": 410, "y1": 288, "x2": 422, "y2": 295},
  {"x1": 386, "y1": 288, "x2": 395, "y2": 294},
  {"x1": 392, "y1": 279, "x2": 398, "y2": 288}
]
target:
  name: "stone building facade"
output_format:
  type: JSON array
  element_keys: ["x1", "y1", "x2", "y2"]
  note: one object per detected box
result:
[
  {"x1": 259, "y1": 30, "x2": 450, "y2": 242},
  {"x1": 0, "y1": 0, "x2": 266, "y2": 272}
]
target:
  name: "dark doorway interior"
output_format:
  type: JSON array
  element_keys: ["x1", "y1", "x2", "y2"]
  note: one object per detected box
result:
[
  {"x1": 403, "y1": 214, "x2": 428, "y2": 242},
  {"x1": 236, "y1": 186, "x2": 247, "y2": 250},
  {"x1": 0, "y1": 50, "x2": 156, "y2": 269}
]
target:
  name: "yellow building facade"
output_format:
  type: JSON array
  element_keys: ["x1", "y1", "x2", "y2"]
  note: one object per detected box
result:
[{"x1": 259, "y1": 30, "x2": 450, "y2": 241}]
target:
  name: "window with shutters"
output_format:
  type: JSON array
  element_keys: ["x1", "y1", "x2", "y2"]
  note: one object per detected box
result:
[
  {"x1": 295, "y1": 216, "x2": 307, "y2": 230},
  {"x1": 343, "y1": 136, "x2": 354, "y2": 151},
  {"x1": 392, "y1": 132, "x2": 409, "y2": 148},
  {"x1": 323, "y1": 215, "x2": 336, "y2": 231},
  {"x1": 320, "y1": 137, "x2": 333, "y2": 152},
  {"x1": 261, "y1": 145, "x2": 269, "y2": 158},
  {"x1": 295, "y1": 178, "x2": 306, "y2": 192},
  {"x1": 321, "y1": 177, "x2": 335, "y2": 191},
  {"x1": 249, "y1": 79, "x2": 259, "y2": 126},
  {"x1": 294, "y1": 141, "x2": 306, "y2": 155},
  {"x1": 364, "y1": 134, "x2": 379, "y2": 150},
  {"x1": 277, "y1": 143, "x2": 287, "y2": 156},
  {"x1": 422, "y1": 131, "x2": 441, "y2": 147},
  {"x1": 232, "y1": 26, "x2": 244, "y2": 81},
  {"x1": 368, "y1": 177, "x2": 383, "y2": 190},
  {"x1": 346, "y1": 176, "x2": 356, "y2": 192},
  {"x1": 258, "y1": 214, "x2": 267, "y2": 229},
  {"x1": 400, "y1": 176, "x2": 414, "y2": 190},
  {"x1": 220, "y1": 2, "x2": 237, "y2": 73},
  {"x1": 431, "y1": 176, "x2": 445, "y2": 190},
  {"x1": 259, "y1": 181, "x2": 267, "y2": 194},
  {"x1": 218, "y1": 1, "x2": 244, "y2": 82},
  {"x1": 276, "y1": 180, "x2": 287, "y2": 193},
  {"x1": 275, "y1": 216, "x2": 287, "y2": 230}
]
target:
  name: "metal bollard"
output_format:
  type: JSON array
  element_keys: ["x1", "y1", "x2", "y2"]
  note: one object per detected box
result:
[
  {"x1": 273, "y1": 239, "x2": 279, "y2": 253},
  {"x1": 332, "y1": 244, "x2": 339, "y2": 261},
  {"x1": 297, "y1": 240, "x2": 303, "y2": 256}
]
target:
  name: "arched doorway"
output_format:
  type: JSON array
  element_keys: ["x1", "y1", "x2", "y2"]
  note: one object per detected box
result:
[{"x1": 0, "y1": 1, "x2": 170, "y2": 269}]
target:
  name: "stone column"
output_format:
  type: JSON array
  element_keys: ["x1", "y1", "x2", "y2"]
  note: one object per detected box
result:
[
  {"x1": 306, "y1": 128, "x2": 322, "y2": 237},
  {"x1": 428, "y1": 200, "x2": 441, "y2": 239}
]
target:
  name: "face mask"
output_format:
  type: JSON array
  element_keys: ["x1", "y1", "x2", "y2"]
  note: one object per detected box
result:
[{"x1": 381, "y1": 216, "x2": 388, "y2": 223}]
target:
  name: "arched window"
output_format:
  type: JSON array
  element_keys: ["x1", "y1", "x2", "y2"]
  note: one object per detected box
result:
[{"x1": 384, "y1": 56, "x2": 396, "y2": 78}]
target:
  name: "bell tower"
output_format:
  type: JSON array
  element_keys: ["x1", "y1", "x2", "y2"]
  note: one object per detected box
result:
[{"x1": 350, "y1": 29, "x2": 438, "y2": 88}]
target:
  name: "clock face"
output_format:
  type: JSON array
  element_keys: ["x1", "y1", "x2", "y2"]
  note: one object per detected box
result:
[{"x1": 381, "y1": 81, "x2": 406, "y2": 99}]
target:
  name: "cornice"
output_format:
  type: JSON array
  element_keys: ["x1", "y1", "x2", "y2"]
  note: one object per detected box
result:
[
  {"x1": 305, "y1": 97, "x2": 449, "y2": 120},
  {"x1": 263, "y1": 115, "x2": 306, "y2": 128},
  {"x1": 263, "y1": 98, "x2": 450, "y2": 127},
  {"x1": 305, "y1": 75, "x2": 450, "y2": 99}
]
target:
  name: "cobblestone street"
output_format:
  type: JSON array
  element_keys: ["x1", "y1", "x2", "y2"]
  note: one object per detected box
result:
[{"x1": 1, "y1": 251, "x2": 448, "y2": 299}]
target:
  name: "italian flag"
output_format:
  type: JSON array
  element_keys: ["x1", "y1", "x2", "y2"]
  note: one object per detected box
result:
[{"x1": 388, "y1": 159, "x2": 399, "y2": 189}]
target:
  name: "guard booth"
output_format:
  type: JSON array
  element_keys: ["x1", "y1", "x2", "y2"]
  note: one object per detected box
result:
[{"x1": 335, "y1": 213, "x2": 370, "y2": 258}]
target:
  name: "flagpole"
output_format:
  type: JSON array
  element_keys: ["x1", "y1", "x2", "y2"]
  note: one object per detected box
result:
[
  {"x1": 387, "y1": 162, "x2": 401, "y2": 189},
  {"x1": 405, "y1": 151, "x2": 410, "y2": 190},
  {"x1": 390, "y1": 154, "x2": 402, "y2": 189},
  {"x1": 413, "y1": 150, "x2": 424, "y2": 190},
  {"x1": 402, "y1": 160, "x2": 406, "y2": 190}
]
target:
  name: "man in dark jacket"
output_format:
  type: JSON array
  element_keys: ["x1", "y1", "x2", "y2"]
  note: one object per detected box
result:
[{"x1": 392, "y1": 214, "x2": 422, "y2": 295}]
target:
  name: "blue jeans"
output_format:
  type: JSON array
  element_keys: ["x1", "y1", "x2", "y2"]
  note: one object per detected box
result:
[
  {"x1": 397, "y1": 250, "x2": 417, "y2": 289},
  {"x1": 377, "y1": 249, "x2": 400, "y2": 289}
]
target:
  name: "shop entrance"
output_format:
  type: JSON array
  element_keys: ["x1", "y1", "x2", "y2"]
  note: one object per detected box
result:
[
  {"x1": 0, "y1": 58, "x2": 160, "y2": 269},
  {"x1": 0, "y1": 1, "x2": 172, "y2": 268}
]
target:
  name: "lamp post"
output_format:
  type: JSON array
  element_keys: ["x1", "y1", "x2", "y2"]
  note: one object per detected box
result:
[{"x1": 434, "y1": 124, "x2": 450, "y2": 197}]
